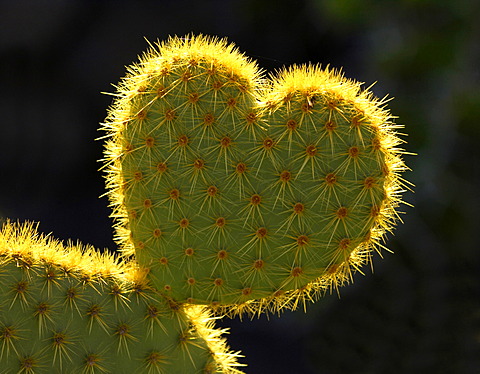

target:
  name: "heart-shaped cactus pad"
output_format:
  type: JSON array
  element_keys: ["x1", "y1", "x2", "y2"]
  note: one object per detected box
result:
[{"x1": 102, "y1": 35, "x2": 408, "y2": 315}]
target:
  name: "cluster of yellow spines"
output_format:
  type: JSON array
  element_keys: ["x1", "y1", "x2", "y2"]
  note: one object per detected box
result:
[{"x1": 0, "y1": 34, "x2": 409, "y2": 372}]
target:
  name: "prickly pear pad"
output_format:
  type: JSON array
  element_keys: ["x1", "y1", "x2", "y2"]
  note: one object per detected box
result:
[
  {"x1": 102, "y1": 35, "x2": 408, "y2": 315},
  {"x1": 0, "y1": 221, "x2": 244, "y2": 373}
]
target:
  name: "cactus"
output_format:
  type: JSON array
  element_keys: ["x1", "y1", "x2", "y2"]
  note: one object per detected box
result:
[
  {"x1": 102, "y1": 35, "x2": 407, "y2": 315},
  {"x1": 0, "y1": 34, "x2": 408, "y2": 372}
]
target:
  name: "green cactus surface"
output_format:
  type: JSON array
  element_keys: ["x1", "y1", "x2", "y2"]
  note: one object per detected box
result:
[
  {"x1": 0, "y1": 34, "x2": 409, "y2": 372},
  {"x1": 102, "y1": 35, "x2": 408, "y2": 315}
]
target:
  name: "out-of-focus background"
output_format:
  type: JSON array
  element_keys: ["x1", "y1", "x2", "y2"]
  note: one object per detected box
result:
[{"x1": 1, "y1": 0, "x2": 478, "y2": 373}]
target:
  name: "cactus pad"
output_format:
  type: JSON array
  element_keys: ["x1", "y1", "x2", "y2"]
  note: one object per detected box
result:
[
  {"x1": 0, "y1": 221, "x2": 244, "y2": 373},
  {"x1": 103, "y1": 35, "x2": 408, "y2": 315}
]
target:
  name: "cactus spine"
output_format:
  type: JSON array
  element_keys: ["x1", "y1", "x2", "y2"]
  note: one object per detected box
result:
[{"x1": 0, "y1": 34, "x2": 409, "y2": 372}]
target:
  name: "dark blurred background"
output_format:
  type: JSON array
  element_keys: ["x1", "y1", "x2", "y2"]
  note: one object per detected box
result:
[{"x1": 1, "y1": 0, "x2": 479, "y2": 373}]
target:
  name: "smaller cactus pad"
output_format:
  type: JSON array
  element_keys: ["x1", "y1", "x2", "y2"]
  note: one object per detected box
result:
[
  {"x1": 0, "y1": 221, "x2": 244, "y2": 373},
  {"x1": 102, "y1": 35, "x2": 408, "y2": 315}
]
